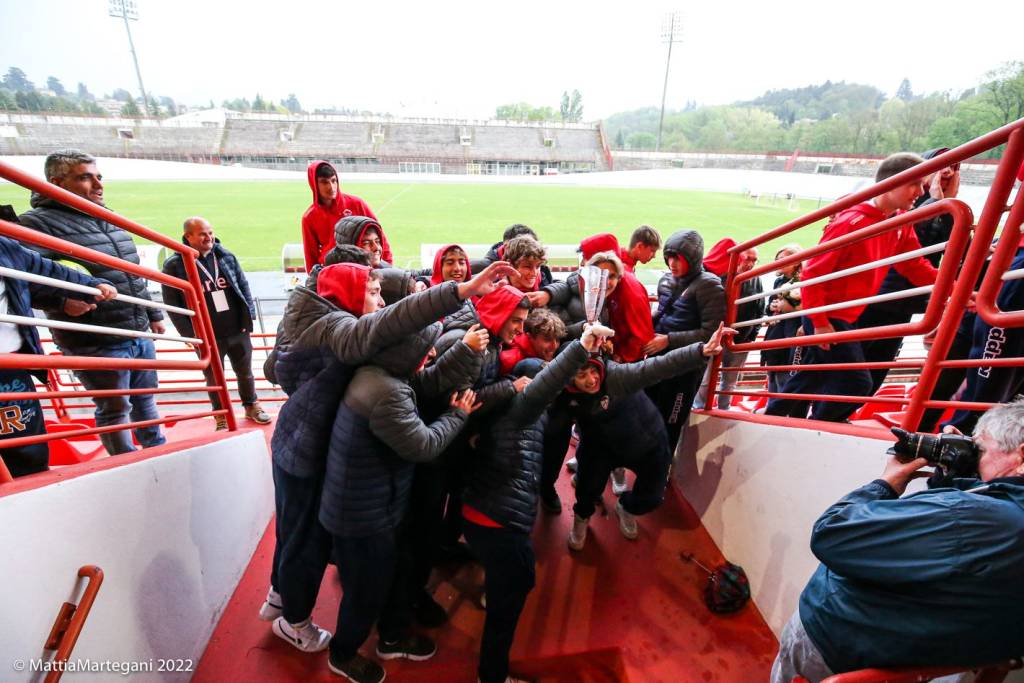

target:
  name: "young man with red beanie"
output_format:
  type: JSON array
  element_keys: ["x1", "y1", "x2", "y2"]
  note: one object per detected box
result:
[
  {"x1": 765, "y1": 153, "x2": 938, "y2": 422},
  {"x1": 301, "y1": 160, "x2": 377, "y2": 272}
]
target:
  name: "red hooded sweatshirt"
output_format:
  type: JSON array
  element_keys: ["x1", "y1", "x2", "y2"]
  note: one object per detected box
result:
[
  {"x1": 579, "y1": 233, "x2": 635, "y2": 272},
  {"x1": 301, "y1": 160, "x2": 378, "y2": 272},
  {"x1": 604, "y1": 272, "x2": 655, "y2": 362},
  {"x1": 499, "y1": 332, "x2": 538, "y2": 375},
  {"x1": 802, "y1": 201, "x2": 938, "y2": 327},
  {"x1": 430, "y1": 244, "x2": 472, "y2": 286},
  {"x1": 703, "y1": 238, "x2": 736, "y2": 277},
  {"x1": 314, "y1": 263, "x2": 370, "y2": 317},
  {"x1": 475, "y1": 285, "x2": 527, "y2": 341}
]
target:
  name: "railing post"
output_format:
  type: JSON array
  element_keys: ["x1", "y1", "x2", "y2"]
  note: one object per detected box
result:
[
  {"x1": 43, "y1": 565, "x2": 103, "y2": 683},
  {"x1": 901, "y1": 128, "x2": 1024, "y2": 431}
]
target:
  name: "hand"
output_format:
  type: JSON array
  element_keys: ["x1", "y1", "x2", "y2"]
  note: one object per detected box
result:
[
  {"x1": 601, "y1": 338, "x2": 614, "y2": 355},
  {"x1": 462, "y1": 323, "x2": 489, "y2": 353},
  {"x1": 63, "y1": 298, "x2": 96, "y2": 316},
  {"x1": 581, "y1": 322, "x2": 615, "y2": 352},
  {"x1": 458, "y1": 261, "x2": 518, "y2": 299},
  {"x1": 928, "y1": 172, "x2": 945, "y2": 200},
  {"x1": 641, "y1": 333, "x2": 669, "y2": 356},
  {"x1": 94, "y1": 283, "x2": 117, "y2": 301},
  {"x1": 525, "y1": 290, "x2": 551, "y2": 307},
  {"x1": 409, "y1": 279, "x2": 428, "y2": 294},
  {"x1": 512, "y1": 375, "x2": 532, "y2": 393},
  {"x1": 813, "y1": 322, "x2": 835, "y2": 350},
  {"x1": 150, "y1": 321, "x2": 166, "y2": 335},
  {"x1": 944, "y1": 168, "x2": 960, "y2": 198},
  {"x1": 881, "y1": 455, "x2": 931, "y2": 496},
  {"x1": 702, "y1": 322, "x2": 738, "y2": 357},
  {"x1": 942, "y1": 425, "x2": 965, "y2": 436},
  {"x1": 450, "y1": 388, "x2": 482, "y2": 415}
]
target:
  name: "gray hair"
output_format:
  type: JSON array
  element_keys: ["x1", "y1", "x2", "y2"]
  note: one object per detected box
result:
[
  {"x1": 974, "y1": 397, "x2": 1024, "y2": 453},
  {"x1": 585, "y1": 250, "x2": 624, "y2": 277},
  {"x1": 44, "y1": 149, "x2": 96, "y2": 182}
]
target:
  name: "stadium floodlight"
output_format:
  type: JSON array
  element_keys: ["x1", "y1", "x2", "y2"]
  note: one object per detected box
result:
[
  {"x1": 656, "y1": 12, "x2": 683, "y2": 153},
  {"x1": 108, "y1": 0, "x2": 153, "y2": 116}
]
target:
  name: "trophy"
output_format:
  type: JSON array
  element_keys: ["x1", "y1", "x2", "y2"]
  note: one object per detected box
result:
[{"x1": 580, "y1": 265, "x2": 609, "y2": 324}]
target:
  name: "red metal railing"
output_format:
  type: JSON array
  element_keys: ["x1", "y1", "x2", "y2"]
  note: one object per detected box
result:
[
  {"x1": 706, "y1": 116, "x2": 1024, "y2": 432},
  {"x1": 43, "y1": 565, "x2": 104, "y2": 683},
  {"x1": 0, "y1": 159, "x2": 237, "y2": 463}
]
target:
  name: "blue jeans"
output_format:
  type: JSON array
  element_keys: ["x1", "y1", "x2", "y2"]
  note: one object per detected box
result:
[{"x1": 65, "y1": 338, "x2": 165, "y2": 455}]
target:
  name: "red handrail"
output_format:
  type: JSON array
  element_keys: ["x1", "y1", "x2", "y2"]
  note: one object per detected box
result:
[{"x1": 43, "y1": 565, "x2": 104, "y2": 683}]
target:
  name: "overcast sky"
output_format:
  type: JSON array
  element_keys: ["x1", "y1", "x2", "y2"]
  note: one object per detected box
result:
[{"x1": 1, "y1": 0, "x2": 1018, "y2": 120}]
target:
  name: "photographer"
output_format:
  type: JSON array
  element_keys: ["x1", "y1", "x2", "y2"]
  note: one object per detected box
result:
[{"x1": 772, "y1": 398, "x2": 1024, "y2": 683}]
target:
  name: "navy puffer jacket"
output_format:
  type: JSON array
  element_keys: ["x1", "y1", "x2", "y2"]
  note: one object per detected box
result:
[
  {"x1": 654, "y1": 230, "x2": 725, "y2": 349},
  {"x1": 19, "y1": 194, "x2": 163, "y2": 347},
  {"x1": 462, "y1": 340, "x2": 589, "y2": 533},
  {"x1": 161, "y1": 238, "x2": 255, "y2": 337}
]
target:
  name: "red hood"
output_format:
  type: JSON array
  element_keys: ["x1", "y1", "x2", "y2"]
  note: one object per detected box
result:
[
  {"x1": 703, "y1": 238, "x2": 736, "y2": 277},
  {"x1": 315, "y1": 263, "x2": 370, "y2": 317},
  {"x1": 307, "y1": 160, "x2": 341, "y2": 213},
  {"x1": 498, "y1": 333, "x2": 537, "y2": 375},
  {"x1": 580, "y1": 233, "x2": 621, "y2": 262},
  {"x1": 567, "y1": 357, "x2": 606, "y2": 394},
  {"x1": 430, "y1": 244, "x2": 472, "y2": 286},
  {"x1": 475, "y1": 285, "x2": 526, "y2": 337},
  {"x1": 605, "y1": 271, "x2": 655, "y2": 362}
]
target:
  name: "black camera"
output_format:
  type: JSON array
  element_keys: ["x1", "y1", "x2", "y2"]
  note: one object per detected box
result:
[{"x1": 887, "y1": 427, "x2": 980, "y2": 479}]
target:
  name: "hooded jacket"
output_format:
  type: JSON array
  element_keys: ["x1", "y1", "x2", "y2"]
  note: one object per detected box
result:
[
  {"x1": 702, "y1": 238, "x2": 736, "y2": 277},
  {"x1": 161, "y1": 237, "x2": 255, "y2": 339},
  {"x1": 653, "y1": 230, "x2": 725, "y2": 349},
  {"x1": 429, "y1": 244, "x2": 472, "y2": 286},
  {"x1": 604, "y1": 271, "x2": 655, "y2": 362},
  {"x1": 334, "y1": 215, "x2": 394, "y2": 268},
  {"x1": 319, "y1": 323, "x2": 475, "y2": 538},
  {"x1": 301, "y1": 160, "x2": 378, "y2": 272},
  {"x1": 462, "y1": 340, "x2": 590, "y2": 533},
  {"x1": 19, "y1": 193, "x2": 164, "y2": 348},
  {"x1": 499, "y1": 332, "x2": 540, "y2": 375},
  {"x1": 801, "y1": 202, "x2": 937, "y2": 327}
]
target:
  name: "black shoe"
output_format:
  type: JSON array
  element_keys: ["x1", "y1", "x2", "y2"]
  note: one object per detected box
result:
[
  {"x1": 328, "y1": 652, "x2": 385, "y2": 683},
  {"x1": 540, "y1": 490, "x2": 562, "y2": 514},
  {"x1": 413, "y1": 591, "x2": 449, "y2": 628},
  {"x1": 375, "y1": 633, "x2": 436, "y2": 661}
]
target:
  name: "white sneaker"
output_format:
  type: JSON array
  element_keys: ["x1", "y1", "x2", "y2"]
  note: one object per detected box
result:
[
  {"x1": 610, "y1": 468, "x2": 628, "y2": 496},
  {"x1": 272, "y1": 616, "x2": 331, "y2": 653},
  {"x1": 615, "y1": 501, "x2": 639, "y2": 540},
  {"x1": 258, "y1": 587, "x2": 282, "y2": 621},
  {"x1": 568, "y1": 514, "x2": 589, "y2": 551},
  {"x1": 566, "y1": 456, "x2": 578, "y2": 473}
]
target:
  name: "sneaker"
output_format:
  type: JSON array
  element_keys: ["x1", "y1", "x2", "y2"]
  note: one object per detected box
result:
[
  {"x1": 245, "y1": 402, "x2": 272, "y2": 425},
  {"x1": 376, "y1": 633, "x2": 436, "y2": 661},
  {"x1": 329, "y1": 652, "x2": 385, "y2": 683},
  {"x1": 565, "y1": 456, "x2": 578, "y2": 473},
  {"x1": 272, "y1": 616, "x2": 331, "y2": 653},
  {"x1": 413, "y1": 591, "x2": 448, "y2": 627},
  {"x1": 615, "y1": 501, "x2": 639, "y2": 540},
  {"x1": 214, "y1": 415, "x2": 229, "y2": 431},
  {"x1": 258, "y1": 587, "x2": 282, "y2": 621},
  {"x1": 540, "y1": 489, "x2": 562, "y2": 514},
  {"x1": 611, "y1": 468, "x2": 628, "y2": 496},
  {"x1": 567, "y1": 514, "x2": 589, "y2": 551}
]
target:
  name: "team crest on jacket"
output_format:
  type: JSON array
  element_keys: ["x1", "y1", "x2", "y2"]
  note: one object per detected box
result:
[{"x1": 342, "y1": 209, "x2": 353, "y2": 216}]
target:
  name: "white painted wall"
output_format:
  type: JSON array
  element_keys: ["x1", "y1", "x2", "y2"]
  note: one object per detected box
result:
[{"x1": 0, "y1": 430, "x2": 273, "y2": 682}]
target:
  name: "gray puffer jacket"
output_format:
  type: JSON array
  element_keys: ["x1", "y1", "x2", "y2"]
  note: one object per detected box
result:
[
  {"x1": 653, "y1": 230, "x2": 725, "y2": 349},
  {"x1": 19, "y1": 194, "x2": 163, "y2": 348},
  {"x1": 334, "y1": 215, "x2": 393, "y2": 268},
  {"x1": 541, "y1": 272, "x2": 610, "y2": 339},
  {"x1": 319, "y1": 323, "x2": 474, "y2": 538},
  {"x1": 435, "y1": 300, "x2": 517, "y2": 413}
]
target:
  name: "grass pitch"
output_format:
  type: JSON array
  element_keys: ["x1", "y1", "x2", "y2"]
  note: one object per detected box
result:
[{"x1": 0, "y1": 180, "x2": 826, "y2": 273}]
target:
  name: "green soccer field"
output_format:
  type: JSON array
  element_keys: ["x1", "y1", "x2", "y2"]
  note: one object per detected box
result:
[{"x1": 0, "y1": 180, "x2": 825, "y2": 274}]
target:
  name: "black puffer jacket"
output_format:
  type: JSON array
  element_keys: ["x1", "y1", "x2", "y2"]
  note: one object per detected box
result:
[
  {"x1": 319, "y1": 324, "x2": 474, "y2": 538},
  {"x1": 654, "y1": 230, "x2": 725, "y2": 349},
  {"x1": 19, "y1": 194, "x2": 163, "y2": 347},
  {"x1": 334, "y1": 215, "x2": 393, "y2": 268},
  {"x1": 462, "y1": 340, "x2": 589, "y2": 533},
  {"x1": 435, "y1": 300, "x2": 517, "y2": 413},
  {"x1": 541, "y1": 272, "x2": 610, "y2": 339},
  {"x1": 161, "y1": 238, "x2": 255, "y2": 338},
  {"x1": 726, "y1": 273, "x2": 765, "y2": 345}
]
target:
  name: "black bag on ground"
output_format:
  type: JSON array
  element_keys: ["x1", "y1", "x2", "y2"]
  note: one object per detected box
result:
[{"x1": 681, "y1": 552, "x2": 751, "y2": 614}]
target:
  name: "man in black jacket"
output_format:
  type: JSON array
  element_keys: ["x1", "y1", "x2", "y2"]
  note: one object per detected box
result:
[
  {"x1": 162, "y1": 217, "x2": 269, "y2": 429},
  {"x1": 19, "y1": 149, "x2": 166, "y2": 455}
]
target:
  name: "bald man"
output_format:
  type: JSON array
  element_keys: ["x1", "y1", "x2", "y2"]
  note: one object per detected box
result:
[{"x1": 162, "y1": 217, "x2": 270, "y2": 428}]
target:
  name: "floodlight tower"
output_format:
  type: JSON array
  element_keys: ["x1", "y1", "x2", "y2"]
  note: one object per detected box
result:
[
  {"x1": 656, "y1": 12, "x2": 683, "y2": 153},
  {"x1": 108, "y1": 0, "x2": 152, "y2": 116}
]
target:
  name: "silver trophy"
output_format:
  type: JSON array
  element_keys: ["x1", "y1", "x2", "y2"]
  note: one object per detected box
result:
[{"x1": 580, "y1": 265, "x2": 609, "y2": 324}]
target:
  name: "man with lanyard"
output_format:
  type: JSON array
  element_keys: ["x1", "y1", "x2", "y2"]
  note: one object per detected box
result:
[{"x1": 162, "y1": 217, "x2": 270, "y2": 429}]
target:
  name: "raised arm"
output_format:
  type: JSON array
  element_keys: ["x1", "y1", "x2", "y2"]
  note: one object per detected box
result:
[
  {"x1": 605, "y1": 342, "x2": 706, "y2": 395},
  {"x1": 369, "y1": 385, "x2": 468, "y2": 463}
]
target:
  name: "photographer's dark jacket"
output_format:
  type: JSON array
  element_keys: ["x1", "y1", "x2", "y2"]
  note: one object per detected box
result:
[
  {"x1": 19, "y1": 194, "x2": 164, "y2": 348},
  {"x1": 161, "y1": 238, "x2": 255, "y2": 339},
  {"x1": 653, "y1": 230, "x2": 725, "y2": 349},
  {"x1": 800, "y1": 476, "x2": 1024, "y2": 673}
]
